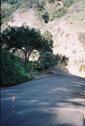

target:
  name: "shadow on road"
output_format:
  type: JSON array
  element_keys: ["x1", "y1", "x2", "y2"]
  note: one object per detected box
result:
[
  {"x1": 1, "y1": 73, "x2": 85, "y2": 126},
  {"x1": 56, "y1": 124, "x2": 74, "y2": 126}
]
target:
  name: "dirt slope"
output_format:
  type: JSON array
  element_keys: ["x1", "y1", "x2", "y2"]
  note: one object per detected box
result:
[{"x1": 46, "y1": 0, "x2": 85, "y2": 77}]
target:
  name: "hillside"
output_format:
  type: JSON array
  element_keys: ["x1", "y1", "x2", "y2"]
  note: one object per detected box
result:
[{"x1": 1, "y1": 0, "x2": 85, "y2": 77}]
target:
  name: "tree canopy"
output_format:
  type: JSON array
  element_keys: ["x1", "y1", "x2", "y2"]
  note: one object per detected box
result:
[{"x1": 2, "y1": 26, "x2": 53, "y2": 63}]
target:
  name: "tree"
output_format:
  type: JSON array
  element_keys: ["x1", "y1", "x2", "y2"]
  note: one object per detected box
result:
[
  {"x1": 2, "y1": 26, "x2": 53, "y2": 63},
  {"x1": 38, "y1": 52, "x2": 57, "y2": 70}
]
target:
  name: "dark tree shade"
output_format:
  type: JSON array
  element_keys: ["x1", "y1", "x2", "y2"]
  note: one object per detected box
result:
[{"x1": 2, "y1": 26, "x2": 53, "y2": 63}]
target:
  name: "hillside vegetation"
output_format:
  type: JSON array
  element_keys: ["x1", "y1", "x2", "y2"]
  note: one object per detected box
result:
[
  {"x1": 1, "y1": 0, "x2": 75, "y2": 26},
  {"x1": 1, "y1": 25, "x2": 68, "y2": 86},
  {"x1": 1, "y1": 0, "x2": 85, "y2": 87}
]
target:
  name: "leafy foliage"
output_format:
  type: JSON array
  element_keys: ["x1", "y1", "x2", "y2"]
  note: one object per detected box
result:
[
  {"x1": 56, "y1": 8, "x2": 67, "y2": 18},
  {"x1": 1, "y1": 49, "x2": 32, "y2": 87},
  {"x1": 1, "y1": 25, "x2": 68, "y2": 87},
  {"x1": 38, "y1": 52, "x2": 59, "y2": 70},
  {"x1": 38, "y1": 53, "x2": 68, "y2": 70},
  {"x1": 1, "y1": 2, "x2": 21, "y2": 25},
  {"x1": 42, "y1": 11, "x2": 49, "y2": 23},
  {"x1": 50, "y1": 7, "x2": 67, "y2": 21},
  {"x1": 1, "y1": 0, "x2": 19, "y2": 4},
  {"x1": 64, "y1": 0, "x2": 74, "y2": 8},
  {"x1": 9, "y1": 0, "x2": 19, "y2": 4},
  {"x1": 48, "y1": 0, "x2": 55, "y2": 3},
  {"x1": 2, "y1": 26, "x2": 53, "y2": 63}
]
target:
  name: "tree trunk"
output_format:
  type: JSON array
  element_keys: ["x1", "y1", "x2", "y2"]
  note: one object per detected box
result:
[
  {"x1": 27, "y1": 48, "x2": 34, "y2": 62},
  {"x1": 24, "y1": 51, "x2": 28, "y2": 63},
  {"x1": 24, "y1": 50, "x2": 32, "y2": 63},
  {"x1": 21, "y1": 48, "x2": 34, "y2": 63}
]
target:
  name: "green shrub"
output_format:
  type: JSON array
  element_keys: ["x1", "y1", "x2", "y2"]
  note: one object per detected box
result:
[
  {"x1": 1, "y1": 2, "x2": 21, "y2": 24},
  {"x1": 37, "y1": 0, "x2": 45, "y2": 8},
  {"x1": 9, "y1": 0, "x2": 19, "y2": 4},
  {"x1": 50, "y1": 8, "x2": 67, "y2": 20},
  {"x1": 38, "y1": 6, "x2": 49, "y2": 23},
  {"x1": 48, "y1": 0, "x2": 55, "y2": 3},
  {"x1": 38, "y1": 52, "x2": 59, "y2": 70},
  {"x1": 64, "y1": 0, "x2": 74, "y2": 8},
  {"x1": 1, "y1": 7, "x2": 11, "y2": 19},
  {"x1": 1, "y1": 49, "x2": 32, "y2": 87},
  {"x1": 42, "y1": 11, "x2": 49, "y2": 23},
  {"x1": 37, "y1": 53, "x2": 68, "y2": 71},
  {"x1": 56, "y1": 8, "x2": 67, "y2": 18}
]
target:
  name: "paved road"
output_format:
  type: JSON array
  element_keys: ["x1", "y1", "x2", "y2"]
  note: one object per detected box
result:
[{"x1": 1, "y1": 72, "x2": 85, "y2": 126}]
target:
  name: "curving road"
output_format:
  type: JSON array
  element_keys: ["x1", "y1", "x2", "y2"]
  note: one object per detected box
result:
[{"x1": 1, "y1": 72, "x2": 85, "y2": 126}]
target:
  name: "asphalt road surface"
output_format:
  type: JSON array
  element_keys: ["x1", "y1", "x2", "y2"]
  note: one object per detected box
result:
[{"x1": 1, "y1": 72, "x2": 85, "y2": 126}]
